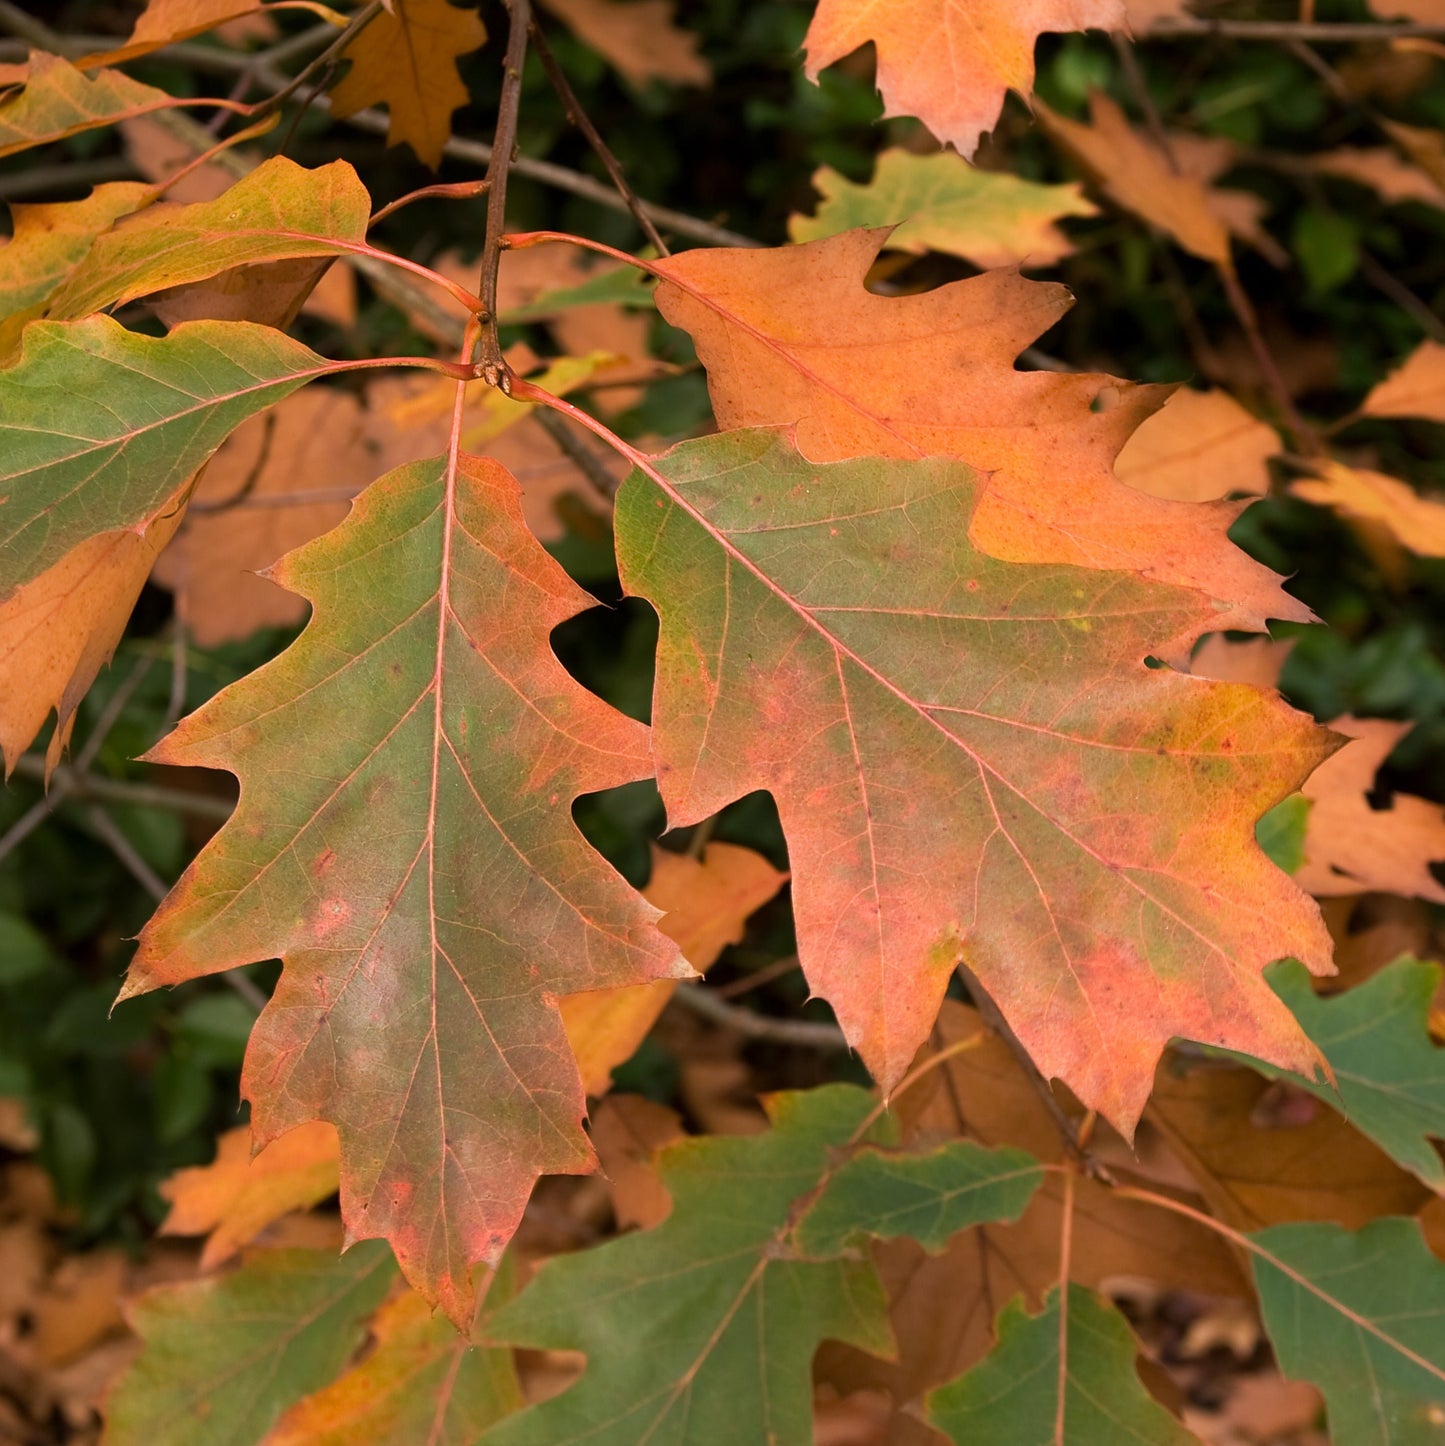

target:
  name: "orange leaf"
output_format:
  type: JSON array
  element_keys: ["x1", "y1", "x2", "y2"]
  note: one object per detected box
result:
[
  {"x1": 1037, "y1": 93, "x2": 1232, "y2": 265},
  {"x1": 1363, "y1": 339, "x2": 1445, "y2": 422},
  {"x1": 81, "y1": 0, "x2": 263, "y2": 68},
  {"x1": 159, "y1": 1122, "x2": 341, "y2": 1269},
  {"x1": 0, "y1": 481, "x2": 188, "y2": 778},
  {"x1": 538, "y1": 0, "x2": 709, "y2": 88},
  {"x1": 803, "y1": 0, "x2": 1124, "y2": 157},
  {"x1": 1292, "y1": 462, "x2": 1445, "y2": 559},
  {"x1": 561, "y1": 842, "x2": 788, "y2": 1094},
  {"x1": 1114, "y1": 387, "x2": 1279, "y2": 502},
  {"x1": 652, "y1": 228, "x2": 1309, "y2": 653},
  {"x1": 330, "y1": 0, "x2": 487, "y2": 169}
]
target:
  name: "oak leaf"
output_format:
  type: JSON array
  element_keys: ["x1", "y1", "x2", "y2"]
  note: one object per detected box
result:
[
  {"x1": 103, "y1": 1244, "x2": 395, "y2": 1446},
  {"x1": 803, "y1": 0, "x2": 1124, "y2": 158},
  {"x1": 82, "y1": 0, "x2": 263, "y2": 68},
  {"x1": 1037, "y1": 94, "x2": 1232, "y2": 265},
  {"x1": 0, "y1": 53, "x2": 186, "y2": 159},
  {"x1": 45, "y1": 158, "x2": 371, "y2": 323},
  {"x1": 1296, "y1": 718, "x2": 1445, "y2": 903},
  {"x1": 0, "y1": 182, "x2": 149, "y2": 363},
  {"x1": 1114, "y1": 386, "x2": 1278, "y2": 502},
  {"x1": 124, "y1": 452, "x2": 687, "y2": 1325},
  {"x1": 561, "y1": 841, "x2": 788, "y2": 1095},
  {"x1": 651, "y1": 229, "x2": 1310, "y2": 646},
  {"x1": 264, "y1": 1271, "x2": 523, "y2": 1445},
  {"x1": 788, "y1": 148, "x2": 1097, "y2": 269},
  {"x1": 0, "y1": 318, "x2": 330, "y2": 770},
  {"x1": 616, "y1": 429, "x2": 1333, "y2": 1127},
  {"x1": 330, "y1": 0, "x2": 487, "y2": 169},
  {"x1": 1292, "y1": 462, "x2": 1445, "y2": 559},
  {"x1": 158, "y1": 1122, "x2": 341, "y2": 1269},
  {"x1": 1363, "y1": 338, "x2": 1445, "y2": 422},
  {"x1": 538, "y1": 0, "x2": 710, "y2": 88}
]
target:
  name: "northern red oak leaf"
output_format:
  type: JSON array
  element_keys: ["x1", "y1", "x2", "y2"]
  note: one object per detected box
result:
[
  {"x1": 651, "y1": 229, "x2": 1311, "y2": 657},
  {"x1": 615, "y1": 430, "x2": 1334, "y2": 1130},
  {"x1": 124, "y1": 452, "x2": 687, "y2": 1324}
]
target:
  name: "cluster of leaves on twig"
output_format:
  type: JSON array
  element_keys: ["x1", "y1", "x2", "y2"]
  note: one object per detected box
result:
[{"x1": 3, "y1": 0, "x2": 1445, "y2": 1440}]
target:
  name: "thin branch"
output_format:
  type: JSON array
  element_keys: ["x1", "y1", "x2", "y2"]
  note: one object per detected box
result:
[
  {"x1": 528, "y1": 13, "x2": 669, "y2": 256},
  {"x1": 0, "y1": 159, "x2": 139, "y2": 199},
  {"x1": 1147, "y1": 16, "x2": 1445, "y2": 40},
  {"x1": 11, "y1": 758, "x2": 235, "y2": 820},
  {"x1": 528, "y1": 408, "x2": 625, "y2": 503},
  {"x1": 477, "y1": 0, "x2": 533, "y2": 388},
  {"x1": 244, "y1": 2, "x2": 382, "y2": 124},
  {"x1": 85, "y1": 802, "x2": 168, "y2": 899},
  {"x1": 670, "y1": 981, "x2": 849, "y2": 1049},
  {"x1": 712, "y1": 953, "x2": 802, "y2": 999}
]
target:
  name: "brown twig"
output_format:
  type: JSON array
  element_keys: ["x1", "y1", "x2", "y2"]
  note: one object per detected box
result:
[
  {"x1": 528, "y1": 13, "x2": 670, "y2": 257},
  {"x1": 670, "y1": 982, "x2": 849, "y2": 1049},
  {"x1": 476, "y1": 0, "x2": 533, "y2": 390},
  {"x1": 1146, "y1": 16, "x2": 1445, "y2": 40},
  {"x1": 712, "y1": 954, "x2": 802, "y2": 999},
  {"x1": 6, "y1": 761, "x2": 235, "y2": 820},
  {"x1": 244, "y1": 1, "x2": 383, "y2": 125}
]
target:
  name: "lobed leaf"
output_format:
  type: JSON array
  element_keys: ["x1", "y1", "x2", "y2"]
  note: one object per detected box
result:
[
  {"x1": 789, "y1": 148, "x2": 1097, "y2": 269},
  {"x1": 926, "y1": 1285, "x2": 1197, "y2": 1444},
  {"x1": 45, "y1": 158, "x2": 371, "y2": 322},
  {"x1": 651, "y1": 229, "x2": 1310, "y2": 649},
  {"x1": 616, "y1": 430, "x2": 1333, "y2": 1128},
  {"x1": 102, "y1": 1243, "x2": 396, "y2": 1446},
  {"x1": 125, "y1": 452, "x2": 687, "y2": 1324},
  {"x1": 1251, "y1": 1218, "x2": 1445, "y2": 1442},
  {"x1": 480, "y1": 1085, "x2": 895, "y2": 1446}
]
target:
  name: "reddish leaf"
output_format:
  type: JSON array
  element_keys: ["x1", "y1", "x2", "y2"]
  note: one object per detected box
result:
[
  {"x1": 803, "y1": 0, "x2": 1124, "y2": 157},
  {"x1": 650, "y1": 230, "x2": 1309, "y2": 654},
  {"x1": 616, "y1": 429, "x2": 1333, "y2": 1127},
  {"x1": 124, "y1": 452, "x2": 687, "y2": 1324}
]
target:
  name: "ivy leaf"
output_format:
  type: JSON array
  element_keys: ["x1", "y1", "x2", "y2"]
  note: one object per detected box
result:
[
  {"x1": 616, "y1": 430, "x2": 1332, "y2": 1128},
  {"x1": 803, "y1": 0, "x2": 1124, "y2": 157},
  {"x1": 926, "y1": 1286, "x2": 1197, "y2": 1444},
  {"x1": 651, "y1": 229, "x2": 1310, "y2": 652},
  {"x1": 789, "y1": 149, "x2": 1097, "y2": 269},
  {"x1": 1250, "y1": 957, "x2": 1445, "y2": 1192},
  {"x1": 481, "y1": 1085, "x2": 896, "y2": 1446},
  {"x1": 330, "y1": 0, "x2": 487, "y2": 169},
  {"x1": 1251, "y1": 1218, "x2": 1445, "y2": 1441},
  {"x1": 102, "y1": 1243, "x2": 396, "y2": 1446},
  {"x1": 46, "y1": 158, "x2": 371, "y2": 322},
  {"x1": 0, "y1": 53, "x2": 191, "y2": 158},
  {"x1": 124, "y1": 452, "x2": 686, "y2": 1325}
]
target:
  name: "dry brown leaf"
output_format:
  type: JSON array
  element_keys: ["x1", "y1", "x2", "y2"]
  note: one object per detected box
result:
[
  {"x1": 0, "y1": 1220, "x2": 48, "y2": 1321},
  {"x1": 538, "y1": 0, "x2": 709, "y2": 87},
  {"x1": 1188, "y1": 633, "x2": 1293, "y2": 692},
  {"x1": 330, "y1": 0, "x2": 487, "y2": 169},
  {"x1": 1296, "y1": 717, "x2": 1445, "y2": 903},
  {"x1": 814, "y1": 1001, "x2": 1247, "y2": 1431},
  {"x1": 0, "y1": 481, "x2": 188, "y2": 778},
  {"x1": 1312, "y1": 145, "x2": 1445, "y2": 210},
  {"x1": 119, "y1": 114, "x2": 233, "y2": 202},
  {"x1": 562, "y1": 842, "x2": 788, "y2": 1094},
  {"x1": 1147, "y1": 1061, "x2": 1429, "y2": 1231},
  {"x1": 1115, "y1": 387, "x2": 1278, "y2": 502},
  {"x1": 1037, "y1": 93, "x2": 1232, "y2": 265},
  {"x1": 1363, "y1": 339, "x2": 1445, "y2": 422},
  {"x1": 1381, "y1": 118, "x2": 1445, "y2": 193},
  {"x1": 157, "y1": 1121, "x2": 340, "y2": 1268},
  {"x1": 151, "y1": 390, "x2": 367, "y2": 646},
  {"x1": 1292, "y1": 461, "x2": 1445, "y2": 559},
  {"x1": 30, "y1": 1251, "x2": 128, "y2": 1367},
  {"x1": 589, "y1": 1095, "x2": 685, "y2": 1230},
  {"x1": 1322, "y1": 894, "x2": 1439, "y2": 993}
]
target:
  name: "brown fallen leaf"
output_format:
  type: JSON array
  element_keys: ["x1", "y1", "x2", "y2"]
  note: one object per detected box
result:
[
  {"x1": 1312, "y1": 145, "x2": 1445, "y2": 211},
  {"x1": 157, "y1": 1121, "x2": 340, "y2": 1269},
  {"x1": 1296, "y1": 718, "x2": 1445, "y2": 904},
  {"x1": 538, "y1": 0, "x2": 709, "y2": 88},
  {"x1": 1362, "y1": 338, "x2": 1445, "y2": 422},
  {"x1": 1147, "y1": 1060, "x2": 1429, "y2": 1231},
  {"x1": 1115, "y1": 387, "x2": 1278, "y2": 502},
  {"x1": 31, "y1": 1250, "x2": 128, "y2": 1367},
  {"x1": 1037, "y1": 93, "x2": 1232, "y2": 265},
  {"x1": 562, "y1": 842, "x2": 788, "y2": 1094}
]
